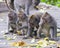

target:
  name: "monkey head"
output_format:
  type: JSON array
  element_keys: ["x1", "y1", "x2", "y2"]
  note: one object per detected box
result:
[
  {"x1": 8, "y1": 11, "x2": 17, "y2": 21},
  {"x1": 18, "y1": 11, "x2": 27, "y2": 21}
]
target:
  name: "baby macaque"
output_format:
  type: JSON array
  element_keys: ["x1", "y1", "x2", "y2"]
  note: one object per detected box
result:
[
  {"x1": 23, "y1": 12, "x2": 43, "y2": 39},
  {"x1": 29, "y1": 15, "x2": 40, "y2": 37},
  {"x1": 17, "y1": 11, "x2": 28, "y2": 35},
  {"x1": 8, "y1": 11, "x2": 17, "y2": 33}
]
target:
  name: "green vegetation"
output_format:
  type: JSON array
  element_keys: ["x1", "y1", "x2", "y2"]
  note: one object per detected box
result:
[{"x1": 41, "y1": 0, "x2": 60, "y2": 7}]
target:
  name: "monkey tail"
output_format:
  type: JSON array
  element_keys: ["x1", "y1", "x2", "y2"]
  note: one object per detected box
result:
[{"x1": 4, "y1": 0, "x2": 15, "y2": 12}]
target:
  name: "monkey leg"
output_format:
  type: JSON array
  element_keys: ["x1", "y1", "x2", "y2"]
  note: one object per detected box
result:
[
  {"x1": 28, "y1": 27, "x2": 34, "y2": 37},
  {"x1": 10, "y1": 23, "x2": 17, "y2": 33},
  {"x1": 49, "y1": 27, "x2": 57, "y2": 40},
  {"x1": 23, "y1": 23, "x2": 34, "y2": 39},
  {"x1": 37, "y1": 26, "x2": 42, "y2": 38}
]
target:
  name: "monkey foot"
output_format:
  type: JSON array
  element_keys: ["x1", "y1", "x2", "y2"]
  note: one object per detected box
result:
[
  {"x1": 23, "y1": 35, "x2": 32, "y2": 39},
  {"x1": 35, "y1": 37, "x2": 40, "y2": 39},
  {"x1": 4, "y1": 32, "x2": 10, "y2": 35},
  {"x1": 23, "y1": 36, "x2": 31, "y2": 39}
]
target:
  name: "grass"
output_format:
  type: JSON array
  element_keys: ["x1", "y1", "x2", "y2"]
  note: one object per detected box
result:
[{"x1": 41, "y1": 0, "x2": 60, "y2": 7}]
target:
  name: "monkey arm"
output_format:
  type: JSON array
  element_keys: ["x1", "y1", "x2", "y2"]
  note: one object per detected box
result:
[
  {"x1": 37, "y1": 18, "x2": 43, "y2": 32},
  {"x1": 37, "y1": 18, "x2": 44, "y2": 37}
]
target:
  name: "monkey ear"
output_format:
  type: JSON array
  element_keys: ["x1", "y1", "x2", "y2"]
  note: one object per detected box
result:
[
  {"x1": 44, "y1": 12, "x2": 49, "y2": 15},
  {"x1": 45, "y1": 12, "x2": 51, "y2": 16},
  {"x1": 30, "y1": 15, "x2": 35, "y2": 18},
  {"x1": 31, "y1": 15, "x2": 34, "y2": 17},
  {"x1": 45, "y1": 12, "x2": 48, "y2": 14},
  {"x1": 42, "y1": 12, "x2": 49, "y2": 17}
]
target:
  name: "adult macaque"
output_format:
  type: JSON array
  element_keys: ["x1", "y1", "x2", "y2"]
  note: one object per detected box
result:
[
  {"x1": 14, "y1": 0, "x2": 32, "y2": 15},
  {"x1": 37, "y1": 12, "x2": 57, "y2": 40},
  {"x1": 5, "y1": 0, "x2": 40, "y2": 15}
]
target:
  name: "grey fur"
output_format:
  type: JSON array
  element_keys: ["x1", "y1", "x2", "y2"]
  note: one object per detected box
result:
[{"x1": 37, "y1": 12, "x2": 57, "y2": 39}]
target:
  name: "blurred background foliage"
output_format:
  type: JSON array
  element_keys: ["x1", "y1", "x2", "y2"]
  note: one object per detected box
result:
[
  {"x1": 41, "y1": 0, "x2": 60, "y2": 7},
  {"x1": 0, "y1": 0, "x2": 60, "y2": 7}
]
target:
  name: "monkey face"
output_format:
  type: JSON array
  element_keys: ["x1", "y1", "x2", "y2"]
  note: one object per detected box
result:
[
  {"x1": 8, "y1": 11, "x2": 17, "y2": 22},
  {"x1": 8, "y1": 12, "x2": 14, "y2": 20},
  {"x1": 18, "y1": 11, "x2": 27, "y2": 22},
  {"x1": 18, "y1": 11, "x2": 23, "y2": 18},
  {"x1": 29, "y1": 15, "x2": 40, "y2": 28}
]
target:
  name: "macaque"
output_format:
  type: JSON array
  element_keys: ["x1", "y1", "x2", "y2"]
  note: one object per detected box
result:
[
  {"x1": 8, "y1": 11, "x2": 17, "y2": 33},
  {"x1": 14, "y1": 0, "x2": 32, "y2": 15},
  {"x1": 37, "y1": 12, "x2": 57, "y2": 40},
  {"x1": 17, "y1": 11, "x2": 28, "y2": 35},
  {"x1": 23, "y1": 12, "x2": 43, "y2": 39},
  {"x1": 29, "y1": 15, "x2": 40, "y2": 37}
]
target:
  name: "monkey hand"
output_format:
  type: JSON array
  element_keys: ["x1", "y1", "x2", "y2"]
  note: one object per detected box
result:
[{"x1": 39, "y1": 18, "x2": 44, "y2": 26}]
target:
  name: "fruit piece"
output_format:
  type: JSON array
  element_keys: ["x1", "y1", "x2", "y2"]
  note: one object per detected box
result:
[
  {"x1": 37, "y1": 40, "x2": 44, "y2": 46},
  {"x1": 15, "y1": 43, "x2": 20, "y2": 46},
  {"x1": 37, "y1": 41, "x2": 43, "y2": 45},
  {"x1": 18, "y1": 41, "x2": 26, "y2": 46},
  {"x1": 41, "y1": 41, "x2": 48, "y2": 47},
  {"x1": 27, "y1": 46, "x2": 32, "y2": 48},
  {"x1": 13, "y1": 34, "x2": 16, "y2": 36},
  {"x1": 11, "y1": 41, "x2": 26, "y2": 46},
  {"x1": 11, "y1": 42, "x2": 20, "y2": 46},
  {"x1": 17, "y1": 31, "x2": 21, "y2": 35},
  {"x1": 13, "y1": 36, "x2": 16, "y2": 39},
  {"x1": 37, "y1": 40, "x2": 49, "y2": 47},
  {"x1": 44, "y1": 37, "x2": 49, "y2": 41},
  {"x1": 3, "y1": 35, "x2": 7, "y2": 38},
  {"x1": 11, "y1": 42, "x2": 17, "y2": 46},
  {"x1": 36, "y1": 45, "x2": 40, "y2": 48},
  {"x1": 31, "y1": 38, "x2": 35, "y2": 43},
  {"x1": 49, "y1": 40, "x2": 56, "y2": 44},
  {"x1": 7, "y1": 37, "x2": 12, "y2": 40},
  {"x1": 29, "y1": 44, "x2": 37, "y2": 47}
]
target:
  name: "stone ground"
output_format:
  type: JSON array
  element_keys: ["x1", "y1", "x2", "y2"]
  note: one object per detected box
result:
[
  {"x1": 0, "y1": 9, "x2": 60, "y2": 48},
  {"x1": 0, "y1": 2, "x2": 60, "y2": 48}
]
